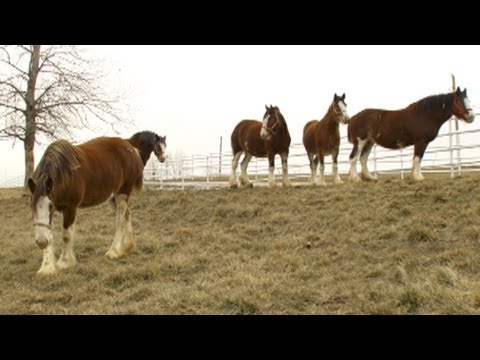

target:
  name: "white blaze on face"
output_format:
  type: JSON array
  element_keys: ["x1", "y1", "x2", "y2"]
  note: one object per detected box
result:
[
  {"x1": 338, "y1": 100, "x2": 350, "y2": 124},
  {"x1": 34, "y1": 196, "x2": 53, "y2": 242},
  {"x1": 158, "y1": 143, "x2": 167, "y2": 162},
  {"x1": 260, "y1": 113, "x2": 270, "y2": 139},
  {"x1": 463, "y1": 96, "x2": 475, "y2": 123}
]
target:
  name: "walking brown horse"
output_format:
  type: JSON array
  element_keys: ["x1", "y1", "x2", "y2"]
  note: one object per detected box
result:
[
  {"x1": 27, "y1": 131, "x2": 166, "y2": 275},
  {"x1": 303, "y1": 93, "x2": 350, "y2": 186},
  {"x1": 229, "y1": 105, "x2": 292, "y2": 188},
  {"x1": 347, "y1": 87, "x2": 475, "y2": 181}
]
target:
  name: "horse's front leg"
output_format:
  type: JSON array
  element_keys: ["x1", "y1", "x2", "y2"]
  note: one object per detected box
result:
[
  {"x1": 57, "y1": 208, "x2": 77, "y2": 270},
  {"x1": 332, "y1": 148, "x2": 343, "y2": 184},
  {"x1": 267, "y1": 152, "x2": 277, "y2": 188},
  {"x1": 106, "y1": 194, "x2": 135, "y2": 259},
  {"x1": 411, "y1": 141, "x2": 428, "y2": 181},
  {"x1": 280, "y1": 152, "x2": 292, "y2": 188}
]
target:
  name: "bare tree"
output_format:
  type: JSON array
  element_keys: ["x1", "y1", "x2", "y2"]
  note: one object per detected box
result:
[
  {"x1": 0, "y1": 45, "x2": 132, "y2": 187},
  {"x1": 168, "y1": 150, "x2": 184, "y2": 180}
]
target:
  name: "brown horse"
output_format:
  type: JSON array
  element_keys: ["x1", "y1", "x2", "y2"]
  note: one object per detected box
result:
[
  {"x1": 229, "y1": 105, "x2": 291, "y2": 188},
  {"x1": 347, "y1": 87, "x2": 475, "y2": 181},
  {"x1": 303, "y1": 93, "x2": 350, "y2": 186},
  {"x1": 27, "y1": 131, "x2": 166, "y2": 275}
]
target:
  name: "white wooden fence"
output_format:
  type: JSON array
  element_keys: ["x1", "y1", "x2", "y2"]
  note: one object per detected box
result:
[
  {"x1": 2, "y1": 118, "x2": 480, "y2": 189},
  {"x1": 143, "y1": 118, "x2": 480, "y2": 190}
]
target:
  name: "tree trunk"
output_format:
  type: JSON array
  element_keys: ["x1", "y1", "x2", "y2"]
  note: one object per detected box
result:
[{"x1": 23, "y1": 45, "x2": 41, "y2": 188}]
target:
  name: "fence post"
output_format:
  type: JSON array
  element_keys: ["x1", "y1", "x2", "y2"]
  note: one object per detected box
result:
[
  {"x1": 400, "y1": 149, "x2": 404, "y2": 179},
  {"x1": 449, "y1": 117, "x2": 454, "y2": 178},
  {"x1": 181, "y1": 158, "x2": 185, "y2": 191}
]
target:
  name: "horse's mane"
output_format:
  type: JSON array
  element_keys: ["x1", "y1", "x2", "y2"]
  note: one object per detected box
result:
[
  {"x1": 128, "y1": 131, "x2": 158, "y2": 165},
  {"x1": 272, "y1": 106, "x2": 288, "y2": 130},
  {"x1": 408, "y1": 92, "x2": 454, "y2": 116},
  {"x1": 32, "y1": 139, "x2": 81, "y2": 202}
]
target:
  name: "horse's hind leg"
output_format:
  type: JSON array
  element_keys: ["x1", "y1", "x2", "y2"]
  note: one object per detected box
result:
[
  {"x1": 57, "y1": 208, "x2": 77, "y2": 270},
  {"x1": 359, "y1": 140, "x2": 377, "y2": 181},
  {"x1": 106, "y1": 194, "x2": 135, "y2": 259},
  {"x1": 280, "y1": 152, "x2": 292, "y2": 188},
  {"x1": 239, "y1": 153, "x2": 253, "y2": 188},
  {"x1": 229, "y1": 152, "x2": 242, "y2": 188},
  {"x1": 348, "y1": 138, "x2": 361, "y2": 182},
  {"x1": 411, "y1": 141, "x2": 428, "y2": 181}
]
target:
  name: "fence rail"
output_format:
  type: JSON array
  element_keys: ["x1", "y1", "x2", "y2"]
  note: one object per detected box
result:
[
  {"x1": 143, "y1": 120, "x2": 480, "y2": 190},
  {"x1": 2, "y1": 119, "x2": 480, "y2": 189}
]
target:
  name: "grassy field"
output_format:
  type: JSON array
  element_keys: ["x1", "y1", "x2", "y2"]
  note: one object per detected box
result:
[{"x1": 1, "y1": 173, "x2": 480, "y2": 314}]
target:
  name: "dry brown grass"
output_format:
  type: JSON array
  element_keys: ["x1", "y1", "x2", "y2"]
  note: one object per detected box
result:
[{"x1": 1, "y1": 173, "x2": 480, "y2": 314}]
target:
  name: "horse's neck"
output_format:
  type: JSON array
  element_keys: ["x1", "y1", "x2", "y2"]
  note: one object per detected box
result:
[
  {"x1": 127, "y1": 138, "x2": 151, "y2": 166},
  {"x1": 321, "y1": 107, "x2": 339, "y2": 129}
]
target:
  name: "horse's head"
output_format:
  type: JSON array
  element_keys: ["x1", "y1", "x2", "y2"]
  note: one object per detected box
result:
[
  {"x1": 154, "y1": 135, "x2": 167, "y2": 163},
  {"x1": 453, "y1": 87, "x2": 475, "y2": 123},
  {"x1": 332, "y1": 93, "x2": 350, "y2": 124},
  {"x1": 27, "y1": 176, "x2": 54, "y2": 250},
  {"x1": 260, "y1": 105, "x2": 284, "y2": 139}
]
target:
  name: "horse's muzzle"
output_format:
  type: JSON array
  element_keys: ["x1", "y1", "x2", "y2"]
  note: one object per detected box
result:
[
  {"x1": 157, "y1": 154, "x2": 167, "y2": 163},
  {"x1": 36, "y1": 237, "x2": 49, "y2": 250},
  {"x1": 463, "y1": 111, "x2": 475, "y2": 123}
]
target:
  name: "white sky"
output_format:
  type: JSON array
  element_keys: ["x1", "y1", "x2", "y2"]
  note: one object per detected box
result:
[{"x1": 2, "y1": 45, "x2": 480, "y2": 182}]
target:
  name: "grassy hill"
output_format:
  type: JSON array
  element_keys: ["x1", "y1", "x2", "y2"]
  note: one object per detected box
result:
[{"x1": 1, "y1": 173, "x2": 480, "y2": 314}]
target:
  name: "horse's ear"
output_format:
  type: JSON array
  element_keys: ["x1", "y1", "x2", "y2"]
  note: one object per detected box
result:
[
  {"x1": 341, "y1": 93, "x2": 346, "y2": 101},
  {"x1": 334, "y1": 93, "x2": 338, "y2": 101},
  {"x1": 27, "y1": 178, "x2": 36, "y2": 194},
  {"x1": 456, "y1": 86, "x2": 461, "y2": 94},
  {"x1": 463, "y1": 88, "x2": 467, "y2": 96},
  {"x1": 46, "y1": 177, "x2": 53, "y2": 194},
  {"x1": 265, "y1": 104, "x2": 268, "y2": 111}
]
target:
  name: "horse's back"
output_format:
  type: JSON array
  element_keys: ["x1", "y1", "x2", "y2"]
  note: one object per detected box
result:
[
  {"x1": 231, "y1": 120, "x2": 262, "y2": 152},
  {"x1": 303, "y1": 120, "x2": 318, "y2": 153},
  {"x1": 348, "y1": 109, "x2": 384, "y2": 143},
  {"x1": 76, "y1": 137, "x2": 143, "y2": 206}
]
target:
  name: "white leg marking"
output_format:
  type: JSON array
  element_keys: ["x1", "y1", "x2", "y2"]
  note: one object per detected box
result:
[
  {"x1": 333, "y1": 162, "x2": 343, "y2": 184},
  {"x1": 268, "y1": 165, "x2": 276, "y2": 188},
  {"x1": 106, "y1": 194, "x2": 134, "y2": 259},
  {"x1": 359, "y1": 140, "x2": 376, "y2": 180},
  {"x1": 281, "y1": 152, "x2": 291, "y2": 187},
  {"x1": 57, "y1": 225, "x2": 77, "y2": 270},
  {"x1": 308, "y1": 153, "x2": 317, "y2": 184},
  {"x1": 229, "y1": 152, "x2": 242, "y2": 188},
  {"x1": 239, "y1": 153, "x2": 253, "y2": 187},
  {"x1": 411, "y1": 156, "x2": 425, "y2": 181},
  {"x1": 37, "y1": 243, "x2": 57, "y2": 275},
  {"x1": 318, "y1": 162, "x2": 327, "y2": 186}
]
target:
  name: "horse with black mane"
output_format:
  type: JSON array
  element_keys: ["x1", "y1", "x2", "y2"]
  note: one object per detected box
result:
[
  {"x1": 229, "y1": 105, "x2": 292, "y2": 188},
  {"x1": 27, "y1": 131, "x2": 166, "y2": 275},
  {"x1": 303, "y1": 93, "x2": 350, "y2": 186},
  {"x1": 347, "y1": 87, "x2": 474, "y2": 181}
]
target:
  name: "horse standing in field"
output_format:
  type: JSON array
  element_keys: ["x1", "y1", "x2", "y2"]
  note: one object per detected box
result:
[
  {"x1": 303, "y1": 93, "x2": 350, "y2": 186},
  {"x1": 229, "y1": 105, "x2": 292, "y2": 188},
  {"x1": 347, "y1": 87, "x2": 475, "y2": 181},
  {"x1": 27, "y1": 131, "x2": 167, "y2": 275}
]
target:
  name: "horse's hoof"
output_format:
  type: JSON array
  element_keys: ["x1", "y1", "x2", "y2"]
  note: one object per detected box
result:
[
  {"x1": 56, "y1": 258, "x2": 77, "y2": 270},
  {"x1": 37, "y1": 264, "x2": 57, "y2": 276},
  {"x1": 105, "y1": 249, "x2": 123, "y2": 260}
]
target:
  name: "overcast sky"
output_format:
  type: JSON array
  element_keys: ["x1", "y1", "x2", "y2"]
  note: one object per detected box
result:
[{"x1": 2, "y1": 45, "x2": 480, "y2": 182}]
